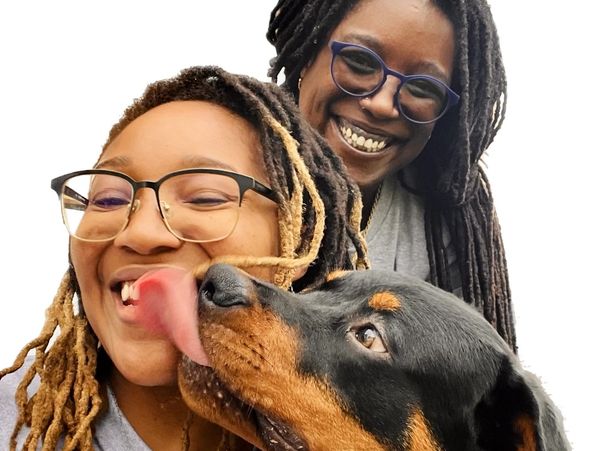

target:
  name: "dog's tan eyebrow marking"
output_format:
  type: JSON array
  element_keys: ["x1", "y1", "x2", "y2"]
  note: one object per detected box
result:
[
  {"x1": 403, "y1": 408, "x2": 442, "y2": 451},
  {"x1": 325, "y1": 269, "x2": 351, "y2": 282},
  {"x1": 368, "y1": 291, "x2": 401, "y2": 311},
  {"x1": 514, "y1": 414, "x2": 537, "y2": 451}
]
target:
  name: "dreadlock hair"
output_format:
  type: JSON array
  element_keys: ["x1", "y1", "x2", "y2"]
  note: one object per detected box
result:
[
  {"x1": 267, "y1": 0, "x2": 516, "y2": 352},
  {"x1": 0, "y1": 65, "x2": 368, "y2": 450}
]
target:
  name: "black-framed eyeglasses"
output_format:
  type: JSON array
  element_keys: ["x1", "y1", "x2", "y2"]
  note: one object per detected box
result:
[
  {"x1": 330, "y1": 41, "x2": 460, "y2": 124},
  {"x1": 50, "y1": 168, "x2": 278, "y2": 243}
]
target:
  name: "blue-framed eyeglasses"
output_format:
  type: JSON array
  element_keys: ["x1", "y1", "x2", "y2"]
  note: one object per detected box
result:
[
  {"x1": 50, "y1": 168, "x2": 277, "y2": 243},
  {"x1": 330, "y1": 41, "x2": 460, "y2": 124}
]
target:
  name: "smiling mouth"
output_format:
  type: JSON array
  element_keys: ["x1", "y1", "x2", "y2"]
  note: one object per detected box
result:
[
  {"x1": 336, "y1": 117, "x2": 393, "y2": 153},
  {"x1": 111, "y1": 278, "x2": 204, "y2": 309}
]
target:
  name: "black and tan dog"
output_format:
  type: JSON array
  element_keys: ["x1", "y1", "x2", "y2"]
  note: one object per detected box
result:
[{"x1": 178, "y1": 264, "x2": 569, "y2": 450}]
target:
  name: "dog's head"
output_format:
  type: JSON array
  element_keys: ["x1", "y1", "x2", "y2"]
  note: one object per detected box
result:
[{"x1": 178, "y1": 264, "x2": 569, "y2": 450}]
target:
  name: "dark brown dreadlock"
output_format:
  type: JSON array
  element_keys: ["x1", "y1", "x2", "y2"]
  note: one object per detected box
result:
[
  {"x1": 267, "y1": 0, "x2": 516, "y2": 352},
  {"x1": 1, "y1": 65, "x2": 368, "y2": 450}
]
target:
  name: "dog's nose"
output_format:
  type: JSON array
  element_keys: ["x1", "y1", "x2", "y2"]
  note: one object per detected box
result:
[{"x1": 200, "y1": 264, "x2": 252, "y2": 308}]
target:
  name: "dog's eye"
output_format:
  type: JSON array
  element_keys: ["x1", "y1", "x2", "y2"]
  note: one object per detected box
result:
[{"x1": 354, "y1": 326, "x2": 387, "y2": 353}]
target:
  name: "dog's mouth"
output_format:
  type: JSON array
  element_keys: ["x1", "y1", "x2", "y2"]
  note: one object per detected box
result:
[
  {"x1": 254, "y1": 410, "x2": 307, "y2": 450},
  {"x1": 179, "y1": 357, "x2": 307, "y2": 451}
]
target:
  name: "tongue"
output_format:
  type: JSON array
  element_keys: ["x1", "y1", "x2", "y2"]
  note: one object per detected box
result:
[{"x1": 131, "y1": 268, "x2": 210, "y2": 366}]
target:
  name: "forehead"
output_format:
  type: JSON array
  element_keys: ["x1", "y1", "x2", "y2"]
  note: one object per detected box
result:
[
  {"x1": 332, "y1": 0, "x2": 455, "y2": 77},
  {"x1": 99, "y1": 101, "x2": 265, "y2": 180}
]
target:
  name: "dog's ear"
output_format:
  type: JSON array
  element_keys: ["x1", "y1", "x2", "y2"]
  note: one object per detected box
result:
[{"x1": 474, "y1": 357, "x2": 570, "y2": 451}]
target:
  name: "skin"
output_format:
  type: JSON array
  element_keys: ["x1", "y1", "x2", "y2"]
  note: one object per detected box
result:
[
  {"x1": 298, "y1": 0, "x2": 455, "y2": 211},
  {"x1": 69, "y1": 101, "x2": 280, "y2": 449}
]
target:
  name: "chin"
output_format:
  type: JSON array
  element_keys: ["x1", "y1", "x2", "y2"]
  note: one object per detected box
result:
[
  {"x1": 347, "y1": 168, "x2": 384, "y2": 189},
  {"x1": 121, "y1": 360, "x2": 179, "y2": 387},
  {"x1": 110, "y1": 343, "x2": 181, "y2": 387}
]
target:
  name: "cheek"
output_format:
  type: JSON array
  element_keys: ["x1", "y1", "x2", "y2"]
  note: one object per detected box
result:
[
  {"x1": 203, "y1": 202, "x2": 280, "y2": 279},
  {"x1": 235, "y1": 205, "x2": 280, "y2": 256},
  {"x1": 298, "y1": 53, "x2": 339, "y2": 134},
  {"x1": 387, "y1": 124, "x2": 436, "y2": 173},
  {"x1": 70, "y1": 240, "x2": 106, "y2": 305},
  {"x1": 415, "y1": 123, "x2": 435, "y2": 148}
]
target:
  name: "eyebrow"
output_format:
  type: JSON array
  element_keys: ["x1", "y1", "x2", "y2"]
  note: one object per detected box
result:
[
  {"x1": 337, "y1": 33, "x2": 451, "y2": 82},
  {"x1": 95, "y1": 156, "x2": 129, "y2": 170},
  {"x1": 181, "y1": 155, "x2": 237, "y2": 171},
  {"x1": 95, "y1": 155, "x2": 237, "y2": 172}
]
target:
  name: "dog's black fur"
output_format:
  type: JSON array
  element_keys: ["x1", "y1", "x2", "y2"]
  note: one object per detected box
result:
[{"x1": 179, "y1": 264, "x2": 569, "y2": 450}]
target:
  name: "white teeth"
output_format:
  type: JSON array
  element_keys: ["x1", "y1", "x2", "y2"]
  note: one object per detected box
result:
[
  {"x1": 338, "y1": 123, "x2": 389, "y2": 153},
  {"x1": 121, "y1": 281, "x2": 132, "y2": 303}
]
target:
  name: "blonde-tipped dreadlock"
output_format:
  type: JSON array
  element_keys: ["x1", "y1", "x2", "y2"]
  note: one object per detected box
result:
[
  {"x1": 0, "y1": 270, "x2": 101, "y2": 450},
  {"x1": 1, "y1": 66, "x2": 368, "y2": 449}
]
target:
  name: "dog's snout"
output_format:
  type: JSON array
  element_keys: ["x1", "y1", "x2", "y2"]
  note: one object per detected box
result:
[{"x1": 200, "y1": 264, "x2": 252, "y2": 308}]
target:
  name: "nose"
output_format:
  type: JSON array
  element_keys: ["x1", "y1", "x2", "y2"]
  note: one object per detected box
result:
[
  {"x1": 358, "y1": 77, "x2": 401, "y2": 120},
  {"x1": 200, "y1": 264, "x2": 254, "y2": 308},
  {"x1": 112, "y1": 189, "x2": 182, "y2": 254}
]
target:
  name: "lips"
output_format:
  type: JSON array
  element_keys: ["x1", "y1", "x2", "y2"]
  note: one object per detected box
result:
[{"x1": 336, "y1": 117, "x2": 394, "y2": 153}]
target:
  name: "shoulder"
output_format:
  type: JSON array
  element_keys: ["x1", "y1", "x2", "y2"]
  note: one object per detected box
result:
[
  {"x1": 0, "y1": 357, "x2": 148, "y2": 449},
  {"x1": 0, "y1": 356, "x2": 38, "y2": 445},
  {"x1": 95, "y1": 385, "x2": 151, "y2": 449}
]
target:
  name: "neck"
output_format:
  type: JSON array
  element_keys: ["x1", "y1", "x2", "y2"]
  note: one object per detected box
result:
[{"x1": 109, "y1": 368, "x2": 224, "y2": 450}]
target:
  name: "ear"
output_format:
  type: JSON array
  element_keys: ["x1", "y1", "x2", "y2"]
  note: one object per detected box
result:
[{"x1": 475, "y1": 357, "x2": 570, "y2": 451}]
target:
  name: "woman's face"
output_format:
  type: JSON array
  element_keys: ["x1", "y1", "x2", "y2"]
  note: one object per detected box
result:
[
  {"x1": 70, "y1": 101, "x2": 279, "y2": 387},
  {"x1": 298, "y1": 0, "x2": 455, "y2": 190}
]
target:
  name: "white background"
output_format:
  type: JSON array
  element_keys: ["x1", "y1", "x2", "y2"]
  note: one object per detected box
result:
[{"x1": 0, "y1": 1, "x2": 597, "y2": 449}]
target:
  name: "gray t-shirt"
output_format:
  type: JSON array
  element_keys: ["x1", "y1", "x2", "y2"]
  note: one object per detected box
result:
[
  {"x1": 365, "y1": 173, "x2": 430, "y2": 277},
  {"x1": 0, "y1": 357, "x2": 150, "y2": 450},
  {"x1": 364, "y1": 173, "x2": 462, "y2": 295}
]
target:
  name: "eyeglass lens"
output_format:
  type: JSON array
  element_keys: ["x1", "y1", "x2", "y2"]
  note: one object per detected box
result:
[
  {"x1": 331, "y1": 45, "x2": 450, "y2": 123},
  {"x1": 60, "y1": 173, "x2": 242, "y2": 242}
]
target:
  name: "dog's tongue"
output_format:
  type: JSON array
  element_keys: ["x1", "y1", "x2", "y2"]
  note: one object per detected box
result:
[{"x1": 131, "y1": 268, "x2": 210, "y2": 367}]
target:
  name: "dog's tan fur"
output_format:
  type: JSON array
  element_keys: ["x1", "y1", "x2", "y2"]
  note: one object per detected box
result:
[{"x1": 180, "y1": 301, "x2": 384, "y2": 450}]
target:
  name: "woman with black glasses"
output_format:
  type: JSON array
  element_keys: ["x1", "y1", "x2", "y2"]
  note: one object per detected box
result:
[
  {"x1": 267, "y1": 0, "x2": 516, "y2": 352},
  {"x1": 0, "y1": 66, "x2": 367, "y2": 450}
]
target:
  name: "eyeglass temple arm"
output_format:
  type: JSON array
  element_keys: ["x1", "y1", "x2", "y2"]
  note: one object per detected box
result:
[
  {"x1": 62, "y1": 186, "x2": 89, "y2": 211},
  {"x1": 252, "y1": 180, "x2": 278, "y2": 203}
]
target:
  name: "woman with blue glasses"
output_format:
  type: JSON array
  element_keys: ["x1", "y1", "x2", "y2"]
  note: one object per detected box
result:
[{"x1": 267, "y1": 0, "x2": 516, "y2": 352}]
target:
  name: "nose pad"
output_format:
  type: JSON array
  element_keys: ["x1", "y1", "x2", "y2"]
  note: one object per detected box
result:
[
  {"x1": 114, "y1": 191, "x2": 182, "y2": 250},
  {"x1": 131, "y1": 198, "x2": 141, "y2": 213},
  {"x1": 126, "y1": 196, "x2": 165, "y2": 228},
  {"x1": 160, "y1": 200, "x2": 171, "y2": 219},
  {"x1": 200, "y1": 264, "x2": 254, "y2": 308}
]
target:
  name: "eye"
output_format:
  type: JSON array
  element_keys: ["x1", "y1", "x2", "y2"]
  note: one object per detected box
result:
[
  {"x1": 181, "y1": 190, "x2": 238, "y2": 209},
  {"x1": 89, "y1": 190, "x2": 131, "y2": 210},
  {"x1": 339, "y1": 48, "x2": 380, "y2": 75},
  {"x1": 352, "y1": 325, "x2": 387, "y2": 353},
  {"x1": 404, "y1": 78, "x2": 446, "y2": 104}
]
